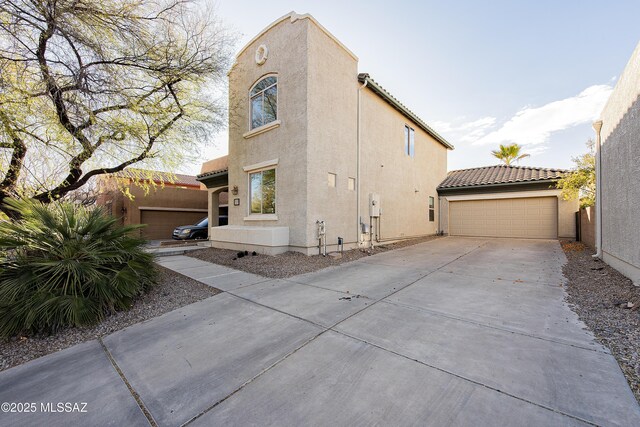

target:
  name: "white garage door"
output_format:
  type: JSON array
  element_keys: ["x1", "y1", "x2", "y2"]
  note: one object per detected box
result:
[{"x1": 449, "y1": 197, "x2": 558, "y2": 239}]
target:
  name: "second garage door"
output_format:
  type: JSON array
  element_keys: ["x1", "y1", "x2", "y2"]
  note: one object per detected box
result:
[
  {"x1": 449, "y1": 196, "x2": 558, "y2": 239},
  {"x1": 140, "y1": 210, "x2": 206, "y2": 240}
]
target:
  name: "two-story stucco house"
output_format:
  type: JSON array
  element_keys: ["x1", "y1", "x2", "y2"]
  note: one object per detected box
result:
[{"x1": 197, "y1": 12, "x2": 452, "y2": 255}]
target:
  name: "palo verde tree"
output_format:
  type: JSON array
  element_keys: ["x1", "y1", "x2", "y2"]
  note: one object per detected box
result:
[
  {"x1": 556, "y1": 140, "x2": 596, "y2": 208},
  {"x1": 491, "y1": 143, "x2": 530, "y2": 166},
  {"x1": 0, "y1": 0, "x2": 232, "y2": 216}
]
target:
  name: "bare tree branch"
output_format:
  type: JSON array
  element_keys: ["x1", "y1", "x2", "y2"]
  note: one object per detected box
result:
[{"x1": 0, "y1": 0, "x2": 233, "y2": 213}]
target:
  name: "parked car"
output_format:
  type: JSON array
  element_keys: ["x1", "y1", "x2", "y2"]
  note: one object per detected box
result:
[{"x1": 172, "y1": 216, "x2": 228, "y2": 240}]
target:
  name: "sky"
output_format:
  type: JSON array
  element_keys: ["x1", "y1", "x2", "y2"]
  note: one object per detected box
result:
[{"x1": 186, "y1": 0, "x2": 640, "y2": 174}]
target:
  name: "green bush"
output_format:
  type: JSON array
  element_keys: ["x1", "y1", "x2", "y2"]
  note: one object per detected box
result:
[{"x1": 0, "y1": 199, "x2": 157, "y2": 337}]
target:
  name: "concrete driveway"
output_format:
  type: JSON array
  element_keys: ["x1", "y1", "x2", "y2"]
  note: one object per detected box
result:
[{"x1": 1, "y1": 237, "x2": 639, "y2": 426}]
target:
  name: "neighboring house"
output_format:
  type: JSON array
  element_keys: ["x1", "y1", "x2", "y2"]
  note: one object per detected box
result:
[
  {"x1": 593, "y1": 41, "x2": 640, "y2": 284},
  {"x1": 97, "y1": 169, "x2": 209, "y2": 240},
  {"x1": 197, "y1": 12, "x2": 453, "y2": 255},
  {"x1": 437, "y1": 165, "x2": 578, "y2": 239}
]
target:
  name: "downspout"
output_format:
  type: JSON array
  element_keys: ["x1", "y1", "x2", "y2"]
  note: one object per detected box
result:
[
  {"x1": 592, "y1": 120, "x2": 603, "y2": 258},
  {"x1": 437, "y1": 196, "x2": 442, "y2": 235},
  {"x1": 357, "y1": 78, "x2": 368, "y2": 247}
]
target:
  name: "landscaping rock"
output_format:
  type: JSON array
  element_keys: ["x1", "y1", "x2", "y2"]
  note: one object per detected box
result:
[{"x1": 562, "y1": 240, "x2": 640, "y2": 403}]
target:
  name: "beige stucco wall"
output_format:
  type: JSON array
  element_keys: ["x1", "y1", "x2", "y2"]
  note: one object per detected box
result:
[
  {"x1": 439, "y1": 189, "x2": 578, "y2": 239},
  {"x1": 226, "y1": 15, "x2": 310, "y2": 248},
  {"x1": 359, "y1": 90, "x2": 447, "y2": 242},
  {"x1": 220, "y1": 12, "x2": 449, "y2": 254},
  {"x1": 304, "y1": 18, "x2": 359, "y2": 251},
  {"x1": 598, "y1": 41, "x2": 640, "y2": 284},
  {"x1": 580, "y1": 206, "x2": 596, "y2": 249}
]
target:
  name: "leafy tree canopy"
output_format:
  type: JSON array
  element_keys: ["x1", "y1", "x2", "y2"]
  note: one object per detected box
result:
[
  {"x1": 556, "y1": 140, "x2": 595, "y2": 209},
  {"x1": 0, "y1": 0, "x2": 233, "y2": 214}
]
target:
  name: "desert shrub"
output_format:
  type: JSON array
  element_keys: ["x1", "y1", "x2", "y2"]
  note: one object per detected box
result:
[{"x1": 0, "y1": 199, "x2": 157, "y2": 337}]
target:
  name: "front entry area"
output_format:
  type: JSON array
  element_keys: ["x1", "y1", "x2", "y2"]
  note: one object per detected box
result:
[{"x1": 449, "y1": 196, "x2": 558, "y2": 239}]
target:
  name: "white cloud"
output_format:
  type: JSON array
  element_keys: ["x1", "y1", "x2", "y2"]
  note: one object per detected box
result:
[
  {"x1": 458, "y1": 117, "x2": 497, "y2": 142},
  {"x1": 432, "y1": 116, "x2": 496, "y2": 142},
  {"x1": 472, "y1": 84, "x2": 613, "y2": 146},
  {"x1": 523, "y1": 145, "x2": 550, "y2": 156}
]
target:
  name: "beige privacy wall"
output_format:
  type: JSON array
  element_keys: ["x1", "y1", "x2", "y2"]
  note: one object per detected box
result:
[
  {"x1": 600, "y1": 42, "x2": 640, "y2": 141},
  {"x1": 225, "y1": 12, "x2": 449, "y2": 254},
  {"x1": 598, "y1": 41, "x2": 640, "y2": 284}
]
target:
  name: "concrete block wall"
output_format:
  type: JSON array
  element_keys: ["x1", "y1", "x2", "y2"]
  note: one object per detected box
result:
[
  {"x1": 600, "y1": 94, "x2": 640, "y2": 284},
  {"x1": 598, "y1": 41, "x2": 640, "y2": 284},
  {"x1": 579, "y1": 206, "x2": 596, "y2": 249}
]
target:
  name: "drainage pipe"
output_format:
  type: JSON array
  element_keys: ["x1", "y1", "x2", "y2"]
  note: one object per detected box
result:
[
  {"x1": 592, "y1": 120, "x2": 603, "y2": 258},
  {"x1": 437, "y1": 196, "x2": 442, "y2": 235},
  {"x1": 357, "y1": 79, "x2": 368, "y2": 248}
]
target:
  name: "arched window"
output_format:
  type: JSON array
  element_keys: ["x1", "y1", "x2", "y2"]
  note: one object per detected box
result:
[{"x1": 250, "y1": 75, "x2": 277, "y2": 129}]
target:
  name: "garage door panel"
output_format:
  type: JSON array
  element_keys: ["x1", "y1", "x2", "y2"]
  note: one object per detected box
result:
[
  {"x1": 140, "y1": 210, "x2": 206, "y2": 240},
  {"x1": 449, "y1": 197, "x2": 557, "y2": 239}
]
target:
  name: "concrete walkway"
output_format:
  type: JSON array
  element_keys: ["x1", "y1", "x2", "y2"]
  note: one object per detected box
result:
[{"x1": 1, "y1": 237, "x2": 639, "y2": 426}]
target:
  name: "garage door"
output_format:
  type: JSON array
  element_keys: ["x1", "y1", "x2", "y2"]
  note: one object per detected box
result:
[
  {"x1": 140, "y1": 210, "x2": 206, "y2": 240},
  {"x1": 449, "y1": 197, "x2": 557, "y2": 239}
]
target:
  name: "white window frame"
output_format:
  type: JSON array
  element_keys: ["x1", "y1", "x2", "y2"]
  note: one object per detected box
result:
[
  {"x1": 249, "y1": 74, "x2": 278, "y2": 131},
  {"x1": 429, "y1": 196, "x2": 435, "y2": 222},
  {"x1": 245, "y1": 165, "x2": 277, "y2": 220},
  {"x1": 404, "y1": 125, "x2": 415, "y2": 158}
]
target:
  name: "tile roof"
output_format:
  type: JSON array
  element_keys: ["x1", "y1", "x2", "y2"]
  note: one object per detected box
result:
[
  {"x1": 357, "y1": 73, "x2": 454, "y2": 150},
  {"x1": 197, "y1": 155, "x2": 229, "y2": 180},
  {"x1": 111, "y1": 169, "x2": 201, "y2": 187},
  {"x1": 438, "y1": 165, "x2": 568, "y2": 190},
  {"x1": 196, "y1": 167, "x2": 229, "y2": 180}
]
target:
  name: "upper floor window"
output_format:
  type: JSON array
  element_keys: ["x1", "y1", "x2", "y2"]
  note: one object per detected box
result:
[
  {"x1": 250, "y1": 76, "x2": 278, "y2": 129},
  {"x1": 404, "y1": 125, "x2": 415, "y2": 158}
]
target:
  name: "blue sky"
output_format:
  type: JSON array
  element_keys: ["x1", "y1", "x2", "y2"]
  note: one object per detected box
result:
[{"x1": 191, "y1": 0, "x2": 640, "y2": 173}]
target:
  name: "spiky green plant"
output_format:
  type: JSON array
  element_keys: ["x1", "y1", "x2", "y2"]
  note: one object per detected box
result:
[
  {"x1": 0, "y1": 199, "x2": 157, "y2": 337},
  {"x1": 491, "y1": 143, "x2": 530, "y2": 165}
]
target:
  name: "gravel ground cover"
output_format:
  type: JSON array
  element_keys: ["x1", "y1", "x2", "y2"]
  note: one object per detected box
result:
[
  {"x1": 562, "y1": 241, "x2": 640, "y2": 403},
  {"x1": 188, "y1": 235, "x2": 440, "y2": 279},
  {"x1": 0, "y1": 266, "x2": 220, "y2": 372}
]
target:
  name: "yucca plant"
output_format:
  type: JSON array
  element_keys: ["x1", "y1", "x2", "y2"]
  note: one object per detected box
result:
[{"x1": 0, "y1": 199, "x2": 157, "y2": 337}]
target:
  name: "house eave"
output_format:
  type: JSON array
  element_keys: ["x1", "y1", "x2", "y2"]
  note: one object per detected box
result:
[
  {"x1": 196, "y1": 170, "x2": 229, "y2": 188},
  {"x1": 437, "y1": 179, "x2": 559, "y2": 195}
]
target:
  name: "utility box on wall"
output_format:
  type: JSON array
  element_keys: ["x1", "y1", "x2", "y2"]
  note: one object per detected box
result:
[{"x1": 369, "y1": 193, "x2": 381, "y2": 217}]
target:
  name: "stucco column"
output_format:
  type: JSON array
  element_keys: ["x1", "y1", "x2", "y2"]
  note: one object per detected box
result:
[{"x1": 208, "y1": 190, "x2": 220, "y2": 238}]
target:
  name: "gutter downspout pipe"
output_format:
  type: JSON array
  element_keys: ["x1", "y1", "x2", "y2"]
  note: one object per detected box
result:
[
  {"x1": 357, "y1": 78, "x2": 368, "y2": 247},
  {"x1": 592, "y1": 120, "x2": 603, "y2": 259}
]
